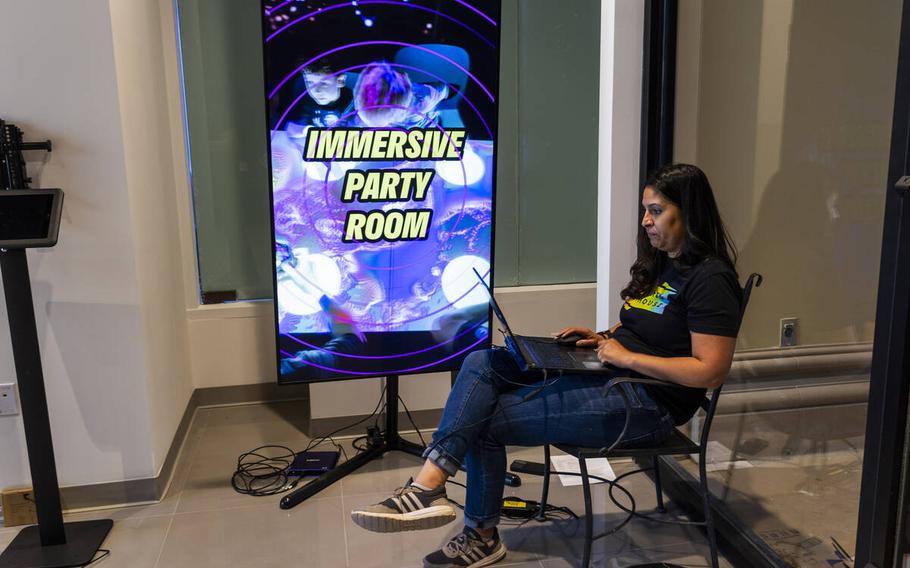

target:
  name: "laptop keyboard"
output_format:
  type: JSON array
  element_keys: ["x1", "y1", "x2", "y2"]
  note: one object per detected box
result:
[{"x1": 519, "y1": 337, "x2": 581, "y2": 368}]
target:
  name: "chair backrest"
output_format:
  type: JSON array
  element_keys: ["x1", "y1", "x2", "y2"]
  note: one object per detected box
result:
[{"x1": 697, "y1": 272, "x2": 763, "y2": 448}]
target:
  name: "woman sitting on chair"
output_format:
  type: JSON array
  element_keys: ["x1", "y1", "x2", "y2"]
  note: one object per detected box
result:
[{"x1": 351, "y1": 163, "x2": 743, "y2": 568}]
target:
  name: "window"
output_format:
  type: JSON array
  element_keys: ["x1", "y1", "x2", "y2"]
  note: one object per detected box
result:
[{"x1": 176, "y1": 0, "x2": 600, "y2": 302}]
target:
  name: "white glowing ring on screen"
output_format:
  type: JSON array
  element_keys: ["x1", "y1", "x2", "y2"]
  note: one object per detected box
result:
[
  {"x1": 277, "y1": 251, "x2": 342, "y2": 315},
  {"x1": 441, "y1": 255, "x2": 491, "y2": 309},
  {"x1": 435, "y1": 142, "x2": 485, "y2": 186}
]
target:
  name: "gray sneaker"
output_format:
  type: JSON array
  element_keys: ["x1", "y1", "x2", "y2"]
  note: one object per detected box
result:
[
  {"x1": 351, "y1": 478, "x2": 456, "y2": 533},
  {"x1": 423, "y1": 527, "x2": 507, "y2": 567}
]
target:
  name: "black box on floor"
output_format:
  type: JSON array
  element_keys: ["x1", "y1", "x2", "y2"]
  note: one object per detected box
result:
[{"x1": 289, "y1": 451, "x2": 340, "y2": 476}]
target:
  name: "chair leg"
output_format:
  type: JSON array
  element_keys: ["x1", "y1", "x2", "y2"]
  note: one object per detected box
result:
[
  {"x1": 700, "y1": 459, "x2": 719, "y2": 568},
  {"x1": 579, "y1": 457, "x2": 593, "y2": 568},
  {"x1": 652, "y1": 455, "x2": 666, "y2": 513},
  {"x1": 537, "y1": 445, "x2": 552, "y2": 521}
]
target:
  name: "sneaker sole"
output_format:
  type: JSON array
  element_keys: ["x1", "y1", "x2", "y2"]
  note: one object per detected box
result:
[
  {"x1": 351, "y1": 505, "x2": 457, "y2": 533},
  {"x1": 424, "y1": 543, "x2": 507, "y2": 568},
  {"x1": 467, "y1": 544, "x2": 507, "y2": 568}
]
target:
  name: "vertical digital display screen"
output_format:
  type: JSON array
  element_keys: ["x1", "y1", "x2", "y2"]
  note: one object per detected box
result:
[{"x1": 262, "y1": 1, "x2": 501, "y2": 383}]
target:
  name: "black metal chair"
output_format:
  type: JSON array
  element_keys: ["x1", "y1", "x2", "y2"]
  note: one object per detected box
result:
[{"x1": 533, "y1": 273, "x2": 762, "y2": 568}]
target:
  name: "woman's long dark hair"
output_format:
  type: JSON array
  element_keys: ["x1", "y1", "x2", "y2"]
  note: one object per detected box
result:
[{"x1": 621, "y1": 163, "x2": 738, "y2": 300}]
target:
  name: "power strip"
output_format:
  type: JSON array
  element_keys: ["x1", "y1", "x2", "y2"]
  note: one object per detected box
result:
[
  {"x1": 498, "y1": 494, "x2": 579, "y2": 521},
  {"x1": 500, "y1": 496, "x2": 538, "y2": 519}
]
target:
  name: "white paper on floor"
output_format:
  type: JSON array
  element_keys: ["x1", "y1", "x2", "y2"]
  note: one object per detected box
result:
[
  {"x1": 692, "y1": 440, "x2": 754, "y2": 472},
  {"x1": 550, "y1": 454, "x2": 617, "y2": 486}
]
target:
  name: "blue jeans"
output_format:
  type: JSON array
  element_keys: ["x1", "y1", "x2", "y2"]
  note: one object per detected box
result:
[{"x1": 422, "y1": 347, "x2": 676, "y2": 529}]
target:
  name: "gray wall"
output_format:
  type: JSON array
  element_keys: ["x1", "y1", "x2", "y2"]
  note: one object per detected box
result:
[{"x1": 675, "y1": 0, "x2": 901, "y2": 349}]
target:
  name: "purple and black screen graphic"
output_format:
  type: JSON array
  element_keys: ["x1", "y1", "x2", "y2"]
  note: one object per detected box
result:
[{"x1": 262, "y1": 0, "x2": 501, "y2": 383}]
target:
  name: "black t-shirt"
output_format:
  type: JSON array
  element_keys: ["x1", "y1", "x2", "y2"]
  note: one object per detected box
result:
[
  {"x1": 288, "y1": 87, "x2": 354, "y2": 129},
  {"x1": 612, "y1": 257, "x2": 743, "y2": 425}
]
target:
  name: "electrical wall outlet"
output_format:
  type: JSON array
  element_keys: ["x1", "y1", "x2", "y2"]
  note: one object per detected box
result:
[
  {"x1": 0, "y1": 383, "x2": 18, "y2": 416},
  {"x1": 780, "y1": 318, "x2": 798, "y2": 347}
]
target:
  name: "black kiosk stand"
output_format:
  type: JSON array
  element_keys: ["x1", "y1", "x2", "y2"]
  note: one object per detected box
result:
[{"x1": 0, "y1": 121, "x2": 112, "y2": 568}]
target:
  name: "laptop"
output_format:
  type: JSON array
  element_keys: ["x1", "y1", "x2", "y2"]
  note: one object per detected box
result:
[{"x1": 473, "y1": 269, "x2": 609, "y2": 374}]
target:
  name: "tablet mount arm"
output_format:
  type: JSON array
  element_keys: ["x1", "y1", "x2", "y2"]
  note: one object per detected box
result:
[{"x1": 0, "y1": 120, "x2": 51, "y2": 191}]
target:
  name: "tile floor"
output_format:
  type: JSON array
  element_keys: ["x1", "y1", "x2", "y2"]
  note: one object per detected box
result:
[
  {"x1": 680, "y1": 403, "x2": 866, "y2": 568},
  {"x1": 0, "y1": 401, "x2": 734, "y2": 568}
]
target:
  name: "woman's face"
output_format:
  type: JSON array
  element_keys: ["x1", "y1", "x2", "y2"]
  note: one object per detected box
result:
[{"x1": 641, "y1": 186, "x2": 685, "y2": 257}]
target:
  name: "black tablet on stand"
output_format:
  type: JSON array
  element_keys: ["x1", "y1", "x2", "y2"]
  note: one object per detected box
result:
[{"x1": 0, "y1": 189, "x2": 64, "y2": 249}]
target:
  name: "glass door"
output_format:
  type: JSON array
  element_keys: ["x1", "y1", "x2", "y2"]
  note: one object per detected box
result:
[{"x1": 658, "y1": 1, "x2": 910, "y2": 565}]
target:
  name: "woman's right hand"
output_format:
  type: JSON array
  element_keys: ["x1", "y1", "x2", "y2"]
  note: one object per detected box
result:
[{"x1": 554, "y1": 326, "x2": 602, "y2": 348}]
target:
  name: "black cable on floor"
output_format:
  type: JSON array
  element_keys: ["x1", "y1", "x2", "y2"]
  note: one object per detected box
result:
[
  {"x1": 302, "y1": 386, "x2": 388, "y2": 455},
  {"x1": 230, "y1": 386, "x2": 387, "y2": 497},
  {"x1": 85, "y1": 548, "x2": 111, "y2": 566},
  {"x1": 444, "y1": 478, "x2": 578, "y2": 523},
  {"x1": 351, "y1": 435, "x2": 370, "y2": 452},
  {"x1": 230, "y1": 444, "x2": 297, "y2": 496}
]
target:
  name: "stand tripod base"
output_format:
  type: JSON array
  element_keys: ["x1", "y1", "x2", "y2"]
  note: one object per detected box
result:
[
  {"x1": 278, "y1": 374, "x2": 521, "y2": 510},
  {"x1": 0, "y1": 520, "x2": 113, "y2": 568},
  {"x1": 281, "y1": 434, "x2": 424, "y2": 509},
  {"x1": 280, "y1": 375, "x2": 433, "y2": 510}
]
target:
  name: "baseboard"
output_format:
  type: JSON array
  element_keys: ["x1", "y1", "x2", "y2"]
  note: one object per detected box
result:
[
  {"x1": 195, "y1": 381, "x2": 310, "y2": 408},
  {"x1": 57, "y1": 382, "x2": 311, "y2": 512}
]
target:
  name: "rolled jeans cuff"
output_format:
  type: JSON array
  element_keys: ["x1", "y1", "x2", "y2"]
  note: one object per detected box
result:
[
  {"x1": 421, "y1": 446, "x2": 461, "y2": 477},
  {"x1": 463, "y1": 513, "x2": 500, "y2": 530}
]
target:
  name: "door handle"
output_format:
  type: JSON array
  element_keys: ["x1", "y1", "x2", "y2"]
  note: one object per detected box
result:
[{"x1": 895, "y1": 174, "x2": 910, "y2": 197}]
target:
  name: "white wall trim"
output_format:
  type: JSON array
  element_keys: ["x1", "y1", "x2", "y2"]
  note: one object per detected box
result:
[
  {"x1": 597, "y1": 0, "x2": 644, "y2": 331},
  {"x1": 185, "y1": 300, "x2": 273, "y2": 320},
  {"x1": 495, "y1": 282, "x2": 596, "y2": 294}
]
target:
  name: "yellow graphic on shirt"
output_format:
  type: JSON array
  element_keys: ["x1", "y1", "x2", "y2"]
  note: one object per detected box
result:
[{"x1": 624, "y1": 282, "x2": 677, "y2": 314}]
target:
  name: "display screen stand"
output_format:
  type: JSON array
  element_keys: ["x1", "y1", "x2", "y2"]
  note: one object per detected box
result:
[
  {"x1": 279, "y1": 374, "x2": 425, "y2": 509},
  {"x1": 278, "y1": 371, "x2": 520, "y2": 510}
]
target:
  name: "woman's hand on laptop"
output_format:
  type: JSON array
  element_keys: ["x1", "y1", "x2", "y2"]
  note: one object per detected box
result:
[
  {"x1": 596, "y1": 337, "x2": 634, "y2": 368},
  {"x1": 554, "y1": 327, "x2": 601, "y2": 348}
]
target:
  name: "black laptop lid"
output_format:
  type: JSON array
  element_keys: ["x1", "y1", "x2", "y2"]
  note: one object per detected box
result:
[{"x1": 473, "y1": 268, "x2": 517, "y2": 340}]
